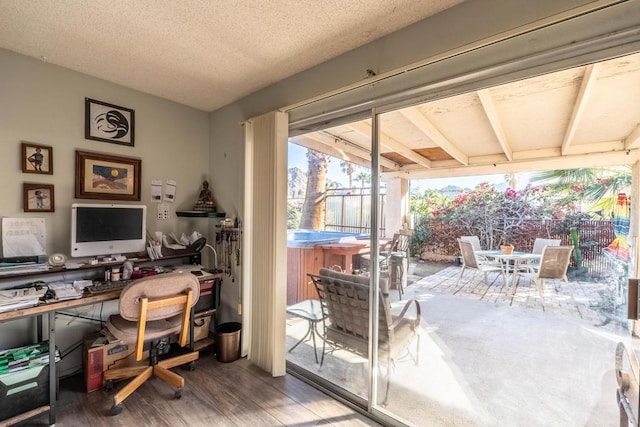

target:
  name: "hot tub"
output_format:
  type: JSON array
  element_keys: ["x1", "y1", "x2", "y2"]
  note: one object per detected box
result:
[
  {"x1": 287, "y1": 230, "x2": 370, "y2": 304},
  {"x1": 287, "y1": 229, "x2": 367, "y2": 248}
]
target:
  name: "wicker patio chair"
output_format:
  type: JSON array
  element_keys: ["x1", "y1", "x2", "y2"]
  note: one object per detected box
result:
[{"x1": 308, "y1": 268, "x2": 421, "y2": 404}]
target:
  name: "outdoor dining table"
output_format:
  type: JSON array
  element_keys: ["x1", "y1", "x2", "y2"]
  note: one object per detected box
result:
[{"x1": 476, "y1": 250, "x2": 542, "y2": 287}]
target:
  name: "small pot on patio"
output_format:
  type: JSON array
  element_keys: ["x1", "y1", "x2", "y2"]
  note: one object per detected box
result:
[{"x1": 501, "y1": 245, "x2": 514, "y2": 255}]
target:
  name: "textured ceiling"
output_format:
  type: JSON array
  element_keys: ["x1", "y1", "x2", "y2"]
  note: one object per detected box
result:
[{"x1": 0, "y1": 0, "x2": 463, "y2": 112}]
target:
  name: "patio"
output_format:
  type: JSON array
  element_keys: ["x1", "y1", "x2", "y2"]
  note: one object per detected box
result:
[{"x1": 286, "y1": 261, "x2": 631, "y2": 426}]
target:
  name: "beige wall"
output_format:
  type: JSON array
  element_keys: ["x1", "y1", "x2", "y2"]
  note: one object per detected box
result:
[
  {"x1": 0, "y1": 49, "x2": 211, "y2": 258},
  {"x1": 0, "y1": 49, "x2": 212, "y2": 370}
]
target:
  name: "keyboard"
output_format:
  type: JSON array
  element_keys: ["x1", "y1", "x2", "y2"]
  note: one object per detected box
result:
[{"x1": 85, "y1": 280, "x2": 132, "y2": 295}]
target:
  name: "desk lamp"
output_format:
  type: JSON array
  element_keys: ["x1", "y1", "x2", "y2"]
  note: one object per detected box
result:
[{"x1": 189, "y1": 237, "x2": 221, "y2": 273}]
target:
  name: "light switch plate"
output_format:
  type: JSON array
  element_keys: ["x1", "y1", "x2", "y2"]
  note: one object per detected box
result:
[{"x1": 157, "y1": 203, "x2": 169, "y2": 220}]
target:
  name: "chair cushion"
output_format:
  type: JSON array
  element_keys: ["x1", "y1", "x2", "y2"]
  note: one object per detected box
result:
[
  {"x1": 107, "y1": 313, "x2": 185, "y2": 343},
  {"x1": 118, "y1": 272, "x2": 200, "y2": 321}
]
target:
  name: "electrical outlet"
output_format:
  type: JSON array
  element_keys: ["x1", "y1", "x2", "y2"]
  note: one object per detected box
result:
[{"x1": 157, "y1": 203, "x2": 169, "y2": 220}]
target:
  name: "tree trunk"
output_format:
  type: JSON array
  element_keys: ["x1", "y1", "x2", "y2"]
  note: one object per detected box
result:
[{"x1": 300, "y1": 150, "x2": 329, "y2": 229}]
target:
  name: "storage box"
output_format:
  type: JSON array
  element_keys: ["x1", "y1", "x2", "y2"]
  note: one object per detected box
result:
[
  {"x1": 0, "y1": 343, "x2": 59, "y2": 422},
  {"x1": 191, "y1": 315, "x2": 212, "y2": 342},
  {"x1": 83, "y1": 333, "x2": 147, "y2": 393}
]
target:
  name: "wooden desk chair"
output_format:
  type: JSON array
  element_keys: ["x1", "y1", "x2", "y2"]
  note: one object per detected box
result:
[{"x1": 104, "y1": 272, "x2": 200, "y2": 415}]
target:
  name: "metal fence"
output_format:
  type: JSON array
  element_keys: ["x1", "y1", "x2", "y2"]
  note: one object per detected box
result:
[
  {"x1": 324, "y1": 189, "x2": 386, "y2": 236},
  {"x1": 419, "y1": 218, "x2": 619, "y2": 278}
]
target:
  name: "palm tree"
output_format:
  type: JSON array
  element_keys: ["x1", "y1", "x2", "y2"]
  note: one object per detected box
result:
[
  {"x1": 340, "y1": 160, "x2": 356, "y2": 189},
  {"x1": 354, "y1": 171, "x2": 371, "y2": 194},
  {"x1": 529, "y1": 166, "x2": 631, "y2": 215},
  {"x1": 300, "y1": 149, "x2": 330, "y2": 229}
]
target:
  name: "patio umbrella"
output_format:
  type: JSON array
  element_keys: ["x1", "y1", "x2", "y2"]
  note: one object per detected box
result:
[{"x1": 605, "y1": 193, "x2": 630, "y2": 261}]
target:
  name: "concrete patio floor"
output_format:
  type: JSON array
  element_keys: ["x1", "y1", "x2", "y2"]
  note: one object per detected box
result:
[{"x1": 286, "y1": 262, "x2": 635, "y2": 426}]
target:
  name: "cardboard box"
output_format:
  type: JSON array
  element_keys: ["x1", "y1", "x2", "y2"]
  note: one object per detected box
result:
[{"x1": 83, "y1": 333, "x2": 147, "y2": 393}]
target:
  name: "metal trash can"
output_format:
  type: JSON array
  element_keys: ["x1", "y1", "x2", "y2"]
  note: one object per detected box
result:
[{"x1": 215, "y1": 322, "x2": 241, "y2": 363}]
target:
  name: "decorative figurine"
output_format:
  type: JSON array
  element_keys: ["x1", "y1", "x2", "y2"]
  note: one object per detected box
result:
[{"x1": 194, "y1": 180, "x2": 216, "y2": 212}]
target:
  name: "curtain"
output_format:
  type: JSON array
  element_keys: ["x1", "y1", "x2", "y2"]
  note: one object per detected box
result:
[{"x1": 242, "y1": 111, "x2": 288, "y2": 376}]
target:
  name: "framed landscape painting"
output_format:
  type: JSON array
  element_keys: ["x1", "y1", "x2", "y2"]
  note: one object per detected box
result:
[{"x1": 75, "y1": 150, "x2": 141, "y2": 201}]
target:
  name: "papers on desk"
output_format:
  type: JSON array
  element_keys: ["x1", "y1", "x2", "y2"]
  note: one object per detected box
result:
[
  {"x1": 48, "y1": 281, "x2": 83, "y2": 301},
  {"x1": 0, "y1": 286, "x2": 46, "y2": 313}
]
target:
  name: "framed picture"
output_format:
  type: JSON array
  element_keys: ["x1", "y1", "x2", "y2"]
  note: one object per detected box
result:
[
  {"x1": 85, "y1": 98, "x2": 135, "y2": 146},
  {"x1": 21, "y1": 142, "x2": 53, "y2": 174},
  {"x1": 75, "y1": 150, "x2": 141, "y2": 201},
  {"x1": 24, "y1": 183, "x2": 55, "y2": 212}
]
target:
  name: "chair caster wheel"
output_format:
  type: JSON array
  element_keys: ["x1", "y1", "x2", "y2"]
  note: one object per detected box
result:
[
  {"x1": 189, "y1": 361, "x2": 196, "y2": 371},
  {"x1": 104, "y1": 380, "x2": 114, "y2": 392},
  {"x1": 110, "y1": 404, "x2": 123, "y2": 416},
  {"x1": 175, "y1": 388, "x2": 183, "y2": 399}
]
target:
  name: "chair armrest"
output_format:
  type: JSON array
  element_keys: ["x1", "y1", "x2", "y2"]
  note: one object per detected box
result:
[{"x1": 389, "y1": 299, "x2": 421, "y2": 330}]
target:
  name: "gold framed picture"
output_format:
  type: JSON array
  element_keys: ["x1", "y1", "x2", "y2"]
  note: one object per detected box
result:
[
  {"x1": 24, "y1": 183, "x2": 55, "y2": 212},
  {"x1": 75, "y1": 150, "x2": 141, "y2": 201}
]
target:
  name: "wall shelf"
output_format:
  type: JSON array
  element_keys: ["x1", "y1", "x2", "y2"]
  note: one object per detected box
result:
[{"x1": 176, "y1": 211, "x2": 226, "y2": 218}]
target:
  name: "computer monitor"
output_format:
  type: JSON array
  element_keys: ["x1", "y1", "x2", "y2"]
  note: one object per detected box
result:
[{"x1": 71, "y1": 203, "x2": 147, "y2": 258}]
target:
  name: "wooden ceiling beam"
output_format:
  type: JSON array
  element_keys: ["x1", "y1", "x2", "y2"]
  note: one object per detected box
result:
[
  {"x1": 477, "y1": 89, "x2": 513, "y2": 161},
  {"x1": 398, "y1": 107, "x2": 468, "y2": 165},
  {"x1": 343, "y1": 121, "x2": 432, "y2": 168},
  {"x1": 383, "y1": 149, "x2": 640, "y2": 180},
  {"x1": 625, "y1": 123, "x2": 640, "y2": 150},
  {"x1": 560, "y1": 63, "x2": 601, "y2": 156},
  {"x1": 289, "y1": 134, "x2": 400, "y2": 171}
]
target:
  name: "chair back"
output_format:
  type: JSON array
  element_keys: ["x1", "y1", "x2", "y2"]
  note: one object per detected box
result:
[
  {"x1": 532, "y1": 238, "x2": 561, "y2": 254},
  {"x1": 458, "y1": 239, "x2": 479, "y2": 269},
  {"x1": 117, "y1": 272, "x2": 200, "y2": 359},
  {"x1": 537, "y1": 246, "x2": 573, "y2": 279},
  {"x1": 460, "y1": 235, "x2": 482, "y2": 251},
  {"x1": 391, "y1": 232, "x2": 411, "y2": 254},
  {"x1": 311, "y1": 268, "x2": 392, "y2": 355}
]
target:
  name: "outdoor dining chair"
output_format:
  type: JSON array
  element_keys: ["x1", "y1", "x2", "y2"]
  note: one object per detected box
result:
[
  {"x1": 460, "y1": 235, "x2": 482, "y2": 251},
  {"x1": 516, "y1": 245, "x2": 573, "y2": 299},
  {"x1": 518, "y1": 238, "x2": 562, "y2": 274},
  {"x1": 456, "y1": 238, "x2": 506, "y2": 288},
  {"x1": 532, "y1": 238, "x2": 562, "y2": 254},
  {"x1": 361, "y1": 230, "x2": 412, "y2": 299}
]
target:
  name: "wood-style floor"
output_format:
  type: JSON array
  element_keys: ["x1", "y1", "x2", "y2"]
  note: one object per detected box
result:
[{"x1": 18, "y1": 348, "x2": 381, "y2": 427}]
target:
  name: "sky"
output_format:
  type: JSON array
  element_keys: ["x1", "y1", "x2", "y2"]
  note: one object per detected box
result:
[{"x1": 288, "y1": 142, "x2": 517, "y2": 192}]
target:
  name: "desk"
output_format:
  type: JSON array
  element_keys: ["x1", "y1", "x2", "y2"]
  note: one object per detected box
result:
[
  {"x1": 286, "y1": 299, "x2": 326, "y2": 363},
  {"x1": 0, "y1": 267, "x2": 220, "y2": 426},
  {"x1": 478, "y1": 250, "x2": 541, "y2": 288}
]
